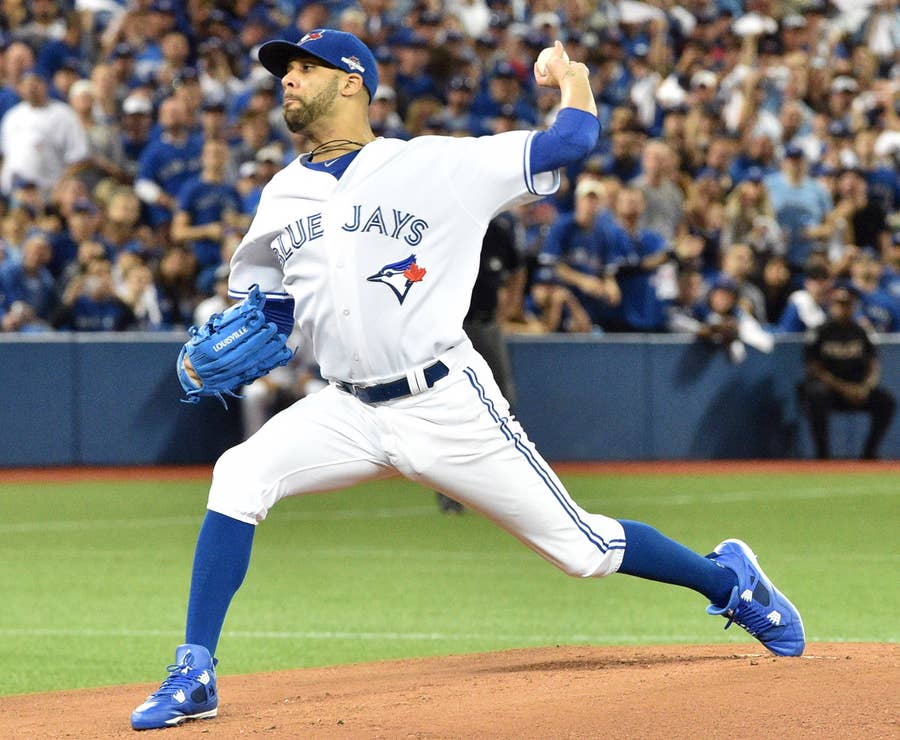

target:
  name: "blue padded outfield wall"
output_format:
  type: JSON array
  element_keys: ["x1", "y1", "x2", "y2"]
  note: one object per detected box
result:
[
  {"x1": 0, "y1": 333, "x2": 897, "y2": 466},
  {"x1": 0, "y1": 334, "x2": 243, "y2": 467},
  {"x1": 508, "y1": 334, "x2": 899, "y2": 461}
]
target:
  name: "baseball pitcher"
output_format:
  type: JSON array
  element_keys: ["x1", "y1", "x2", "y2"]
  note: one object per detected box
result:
[{"x1": 132, "y1": 30, "x2": 804, "y2": 731}]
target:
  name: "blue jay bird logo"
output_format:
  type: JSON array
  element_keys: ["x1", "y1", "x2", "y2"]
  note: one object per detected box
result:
[{"x1": 367, "y1": 254, "x2": 427, "y2": 305}]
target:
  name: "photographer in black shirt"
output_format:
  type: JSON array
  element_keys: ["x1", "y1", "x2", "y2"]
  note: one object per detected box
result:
[{"x1": 800, "y1": 282, "x2": 896, "y2": 459}]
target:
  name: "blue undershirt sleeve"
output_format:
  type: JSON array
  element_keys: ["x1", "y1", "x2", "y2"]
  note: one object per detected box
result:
[
  {"x1": 261, "y1": 297, "x2": 296, "y2": 336},
  {"x1": 529, "y1": 108, "x2": 600, "y2": 173}
]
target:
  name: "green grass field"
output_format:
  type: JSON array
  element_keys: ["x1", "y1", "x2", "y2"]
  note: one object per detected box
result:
[{"x1": 0, "y1": 469, "x2": 897, "y2": 696}]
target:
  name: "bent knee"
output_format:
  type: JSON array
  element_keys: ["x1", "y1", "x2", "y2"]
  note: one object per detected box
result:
[
  {"x1": 208, "y1": 445, "x2": 273, "y2": 524},
  {"x1": 558, "y1": 558, "x2": 618, "y2": 579},
  {"x1": 548, "y1": 543, "x2": 624, "y2": 578}
]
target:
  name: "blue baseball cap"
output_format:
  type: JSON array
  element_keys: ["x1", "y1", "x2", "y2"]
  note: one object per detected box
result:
[
  {"x1": 258, "y1": 29, "x2": 378, "y2": 101},
  {"x1": 710, "y1": 275, "x2": 740, "y2": 294}
]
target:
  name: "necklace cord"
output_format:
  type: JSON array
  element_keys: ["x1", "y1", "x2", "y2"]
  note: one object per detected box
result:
[{"x1": 309, "y1": 139, "x2": 367, "y2": 158}]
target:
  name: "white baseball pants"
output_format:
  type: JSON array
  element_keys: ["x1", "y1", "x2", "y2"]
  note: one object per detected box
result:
[{"x1": 208, "y1": 340, "x2": 625, "y2": 578}]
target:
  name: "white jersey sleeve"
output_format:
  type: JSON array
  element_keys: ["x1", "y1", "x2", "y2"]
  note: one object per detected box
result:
[
  {"x1": 228, "y1": 182, "x2": 289, "y2": 302},
  {"x1": 439, "y1": 130, "x2": 559, "y2": 220}
]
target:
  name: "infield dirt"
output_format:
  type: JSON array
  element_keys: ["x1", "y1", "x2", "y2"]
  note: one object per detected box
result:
[{"x1": 2, "y1": 643, "x2": 895, "y2": 738}]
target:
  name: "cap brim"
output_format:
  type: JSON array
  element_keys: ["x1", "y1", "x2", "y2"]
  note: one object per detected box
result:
[{"x1": 258, "y1": 40, "x2": 333, "y2": 78}]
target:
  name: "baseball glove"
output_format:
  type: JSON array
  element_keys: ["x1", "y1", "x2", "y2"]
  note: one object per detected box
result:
[{"x1": 177, "y1": 285, "x2": 293, "y2": 405}]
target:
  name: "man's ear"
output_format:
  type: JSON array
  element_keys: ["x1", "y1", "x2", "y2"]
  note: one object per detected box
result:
[{"x1": 341, "y1": 73, "x2": 365, "y2": 98}]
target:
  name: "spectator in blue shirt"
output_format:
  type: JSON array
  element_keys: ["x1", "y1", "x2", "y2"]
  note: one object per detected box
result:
[
  {"x1": 686, "y1": 275, "x2": 774, "y2": 364},
  {"x1": 0, "y1": 231, "x2": 57, "y2": 320},
  {"x1": 49, "y1": 197, "x2": 102, "y2": 279},
  {"x1": 171, "y1": 138, "x2": 245, "y2": 294},
  {"x1": 470, "y1": 61, "x2": 536, "y2": 128},
  {"x1": 730, "y1": 133, "x2": 779, "y2": 186},
  {"x1": 776, "y1": 258, "x2": 833, "y2": 333},
  {"x1": 35, "y1": 12, "x2": 86, "y2": 80},
  {"x1": 119, "y1": 93, "x2": 156, "y2": 179},
  {"x1": 534, "y1": 178, "x2": 621, "y2": 327},
  {"x1": 853, "y1": 128, "x2": 899, "y2": 212},
  {"x1": 390, "y1": 31, "x2": 440, "y2": 118},
  {"x1": 603, "y1": 187, "x2": 672, "y2": 332},
  {"x1": 52, "y1": 256, "x2": 136, "y2": 331},
  {"x1": 135, "y1": 96, "x2": 202, "y2": 234},
  {"x1": 596, "y1": 123, "x2": 644, "y2": 183},
  {"x1": 106, "y1": 42, "x2": 144, "y2": 91},
  {"x1": 764, "y1": 144, "x2": 832, "y2": 273},
  {"x1": 99, "y1": 188, "x2": 155, "y2": 262},
  {"x1": 0, "y1": 41, "x2": 36, "y2": 122},
  {"x1": 236, "y1": 160, "x2": 262, "y2": 215},
  {"x1": 154, "y1": 245, "x2": 197, "y2": 330},
  {"x1": 434, "y1": 76, "x2": 485, "y2": 136},
  {"x1": 850, "y1": 248, "x2": 900, "y2": 334},
  {"x1": 882, "y1": 234, "x2": 900, "y2": 304}
]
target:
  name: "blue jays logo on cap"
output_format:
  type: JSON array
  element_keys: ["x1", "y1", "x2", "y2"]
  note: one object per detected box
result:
[
  {"x1": 258, "y1": 29, "x2": 379, "y2": 101},
  {"x1": 367, "y1": 255, "x2": 426, "y2": 305}
]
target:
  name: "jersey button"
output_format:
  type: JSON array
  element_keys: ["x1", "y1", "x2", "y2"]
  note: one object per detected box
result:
[
  {"x1": 353, "y1": 353, "x2": 360, "y2": 362},
  {"x1": 342, "y1": 308, "x2": 350, "y2": 316}
]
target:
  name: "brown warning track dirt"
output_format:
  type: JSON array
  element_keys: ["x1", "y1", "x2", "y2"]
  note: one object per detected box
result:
[
  {"x1": 1, "y1": 643, "x2": 894, "y2": 739},
  {"x1": 0, "y1": 465, "x2": 213, "y2": 484},
  {"x1": 1, "y1": 459, "x2": 896, "y2": 484}
]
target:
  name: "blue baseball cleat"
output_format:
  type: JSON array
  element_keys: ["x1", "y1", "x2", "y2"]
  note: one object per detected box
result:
[
  {"x1": 706, "y1": 539, "x2": 805, "y2": 657},
  {"x1": 131, "y1": 644, "x2": 218, "y2": 730}
]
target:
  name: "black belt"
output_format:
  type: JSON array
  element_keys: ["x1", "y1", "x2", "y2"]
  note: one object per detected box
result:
[{"x1": 335, "y1": 360, "x2": 449, "y2": 404}]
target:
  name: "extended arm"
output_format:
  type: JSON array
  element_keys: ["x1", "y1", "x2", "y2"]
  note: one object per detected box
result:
[{"x1": 529, "y1": 41, "x2": 600, "y2": 174}]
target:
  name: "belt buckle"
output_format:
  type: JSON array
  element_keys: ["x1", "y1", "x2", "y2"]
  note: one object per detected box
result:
[{"x1": 352, "y1": 382, "x2": 376, "y2": 401}]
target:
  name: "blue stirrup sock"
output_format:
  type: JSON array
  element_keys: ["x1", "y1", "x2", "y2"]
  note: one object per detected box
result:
[
  {"x1": 185, "y1": 510, "x2": 256, "y2": 656},
  {"x1": 617, "y1": 520, "x2": 736, "y2": 607},
  {"x1": 183, "y1": 514, "x2": 735, "y2": 656}
]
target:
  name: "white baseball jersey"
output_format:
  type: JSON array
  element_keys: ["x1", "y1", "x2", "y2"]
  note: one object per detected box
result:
[
  {"x1": 213, "y1": 129, "x2": 626, "y2": 581},
  {"x1": 229, "y1": 131, "x2": 557, "y2": 384}
]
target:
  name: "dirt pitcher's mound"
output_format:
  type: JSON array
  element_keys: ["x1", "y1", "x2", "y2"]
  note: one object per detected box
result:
[{"x1": 3, "y1": 643, "x2": 896, "y2": 739}]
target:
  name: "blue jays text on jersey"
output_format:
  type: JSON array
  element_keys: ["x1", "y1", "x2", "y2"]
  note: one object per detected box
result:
[{"x1": 270, "y1": 203, "x2": 430, "y2": 267}]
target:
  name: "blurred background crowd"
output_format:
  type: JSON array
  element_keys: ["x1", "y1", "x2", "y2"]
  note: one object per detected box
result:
[{"x1": 0, "y1": 0, "x2": 898, "y2": 347}]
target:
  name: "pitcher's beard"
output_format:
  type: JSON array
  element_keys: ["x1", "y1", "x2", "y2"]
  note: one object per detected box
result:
[{"x1": 283, "y1": 78, "x2": 340, "y2": 134}]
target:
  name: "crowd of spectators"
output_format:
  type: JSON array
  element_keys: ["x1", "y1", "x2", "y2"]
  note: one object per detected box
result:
[{"x1": 0, "y1": 0, "x2": 898, "y2": 349}]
